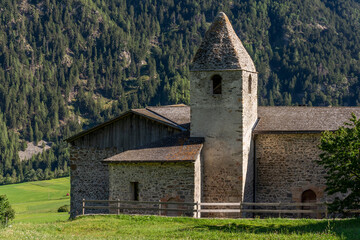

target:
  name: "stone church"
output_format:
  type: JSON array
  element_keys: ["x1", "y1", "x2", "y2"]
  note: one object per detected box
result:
[{"x1": 66, "y1": 12, "x2": 360, "y2": 218}]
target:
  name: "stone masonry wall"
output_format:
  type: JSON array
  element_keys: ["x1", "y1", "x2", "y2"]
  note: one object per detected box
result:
[
  {"x1": 69, "y1": 114, "x2": 181, "y2": 218},
  {"x1": 108, "y1": 160, "x2": 199, "y2": 216},
  {"x1": 190, "y1": 70, "x2": 245, "y2": 203},
  {"x1": 70, "y1": 146, "x2": 117, "y2": 218},
  {"x1": 242, "y1": 71, "x2": 258, "y2": 203},
  {"x1": 190, "y1": 69, "x2": 258, "y2": 206},
  {"x1": 255, "y1": 133, "x2": 330, "y2": 203}
]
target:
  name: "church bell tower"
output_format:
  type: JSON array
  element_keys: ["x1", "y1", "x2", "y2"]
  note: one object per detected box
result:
[{"x1": 190, "y1": 12, "x2": 258, "y2": 203}]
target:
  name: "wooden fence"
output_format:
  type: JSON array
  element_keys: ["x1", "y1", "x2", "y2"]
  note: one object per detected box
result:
[
  {"x1": 80, "y1": 199, "x2": 359, "y2": 219},
  {"x1": 82, "y1": 199, "x2": 198, "y2": 217},
  {"x1": 200, "y1": 202, "x2": 328, "y2": 218}
]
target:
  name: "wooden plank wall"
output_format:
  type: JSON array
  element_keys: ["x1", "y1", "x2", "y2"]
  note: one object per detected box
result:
[{"x1": 72, "y1": 113, "x2": 181, "y2": 151}]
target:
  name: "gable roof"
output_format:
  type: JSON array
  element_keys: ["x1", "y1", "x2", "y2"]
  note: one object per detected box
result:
[
  {"x1": 66, "y1": 104, "x2": 360, "y2": 143},
  {"x1": 146, "y1": 104, "x2": 190, "y2": 129},
  {"x1": 255, "y1": 106, "x2": 360, "y2": 133},
  {"x1": 103, "y1": 133, "x2": 204, "y2": 162},
  {"x1": 190, "y1": 12, "x2": 256, "y2": 72},
  {"x1": 65, "y1": 104, "x2": 190, "y2": 143}
]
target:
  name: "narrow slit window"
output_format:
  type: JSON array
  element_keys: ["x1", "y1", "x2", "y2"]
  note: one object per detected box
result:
[
  {"x1": 248, "y1": 75, "x2": 252, "y2": 94},
  {"x1": 130, "y1": 182, "x2": 139, "y2": 201},
  {"x1": 212, "y1": 75, "x2": 222, "y2": 94}
]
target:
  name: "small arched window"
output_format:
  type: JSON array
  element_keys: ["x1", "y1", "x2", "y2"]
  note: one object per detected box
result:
[
  {"x1": 248, "y1": 75, "x2": 252, "y2": 94},
  {"x1": 212, "y1": 75, "x2": 222, "y2": 94}
]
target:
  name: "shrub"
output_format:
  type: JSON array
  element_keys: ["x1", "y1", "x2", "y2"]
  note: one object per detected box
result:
[
  {"x1": 0, "y1": 195, "x2": 15, "y2": 226},
  {"x1": 318, "y1": 113, "x2": 360, "y2": 214},
  {"x1": 58, "y1": 205, "x2": 70, "y2": 212}
]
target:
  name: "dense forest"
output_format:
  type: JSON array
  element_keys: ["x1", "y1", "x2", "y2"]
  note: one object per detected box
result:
[{"x1": 1, "y1": 0, "x2": 360, "y2": 184}]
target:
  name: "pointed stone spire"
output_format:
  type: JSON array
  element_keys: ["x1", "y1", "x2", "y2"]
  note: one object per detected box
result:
[{"x1": 191, "y1": 12, "x2": 256, "y2": 72}]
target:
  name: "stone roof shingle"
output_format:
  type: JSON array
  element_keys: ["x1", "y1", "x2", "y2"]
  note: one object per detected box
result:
[
  {"x1": 146, "y1": 104, "x2": 190, "y2": 129},
  {"x1": 66, "y1": 103, "x2": 360, "y2": 142},
  {"x1": 104, "y1": 133, "x2": 204, "y2": 162},
  {"x1": 255, "y1": 106, "x2": 360, "y2": 133},
  {"x1": 191, "y1": 12, "x2": 256, "y2": 72}
]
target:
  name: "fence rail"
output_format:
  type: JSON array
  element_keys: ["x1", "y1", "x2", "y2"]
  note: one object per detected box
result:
[{"x1": 81, "y1": 199, "x2": 359, "y2": 219}]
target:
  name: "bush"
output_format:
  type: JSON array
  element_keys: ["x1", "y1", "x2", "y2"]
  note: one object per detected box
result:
[
  {"x1": 318, "y1": 113, "x2": 360, "y2": 214},
  {"x1": 0, "y1": 195, "x2": 15, "y2": 226},
  {"x1": 58, "y1": 205, "x2": 70, "y2": 212}
]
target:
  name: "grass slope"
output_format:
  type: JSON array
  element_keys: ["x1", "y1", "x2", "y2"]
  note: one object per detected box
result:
[
  {"x1": 0, "y1": 177, "x2": 70, "y2": 223},
  {"x1": 1, "y1": 178, "x2": 359, "y2": 239},
  {"x1": 1, "y1": 215, "x2": 359, "y2": 239}
]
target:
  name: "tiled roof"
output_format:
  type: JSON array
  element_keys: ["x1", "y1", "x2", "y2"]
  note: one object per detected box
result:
[
  {"x1": 255, "y1": 106, "x2": 360, "y2": 133},
  {"x1": 146, "y1": 104, "x2": 190, "y2": 129},
  {"x1": 131, "y1": 108, "x2": 179, "y2": 128},
  {"x1": 66, "y1": 103, "x2": 360, "y2": 142},
  {"x1": 104, "y1": 133, "x2": 204, "y2": 162},
  {"x1": 190, "y1": 12, "x2": 256, "y2": 72},
  {"x1": 65, "y1": 104, "x2": 190, "y2": 142}
]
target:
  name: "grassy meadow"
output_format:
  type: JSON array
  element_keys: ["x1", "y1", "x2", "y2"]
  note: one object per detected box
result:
[
  {"x1": 0, "y1": 177, "x2": 360, "y2": 239},
  {"x1": 0, "y1": 214, "x2": 359, "y2": 239},
  {"x1": 0, "y1": 177, "x2": 70, "y2": 223}
]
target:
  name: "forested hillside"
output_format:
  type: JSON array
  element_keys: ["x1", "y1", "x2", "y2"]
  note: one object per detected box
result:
[{"x1": 1, "y1": 0, "x2": 360, "y2": 184}]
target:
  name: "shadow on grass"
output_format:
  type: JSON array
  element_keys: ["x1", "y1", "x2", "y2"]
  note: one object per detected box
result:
[{"x1": 189, "y1": 218, "x2": 360, "y2": 239}]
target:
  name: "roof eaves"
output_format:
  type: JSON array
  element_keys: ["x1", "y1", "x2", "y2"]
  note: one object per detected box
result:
[
  {"x1": 194, "y1": 142, "x2": 203, "y2": 159},
  {"x1": 102, "y1": 139, "x2": 204, "y2": 163},
  {"x1": 65, "y1": 109, "x2": 184, "y2": 143},
  {"x1": 145, "y1": 107, "x2": 187, "y2": 131},
  {"x1": 64, "y1": 110, "x2": 133, "y2": 143},
  {"x1": 132, "y1": 109, "x2": 184, "y2": 130},
  {"x1": 190, "y1": 69, "x2": 258, "y2": 74},
  {"x1": 253, "y1": 130, "x2": 324, "y2": 135},
  {"x1": 103, "y1": 159, "x2": 197, "y2": 163}
]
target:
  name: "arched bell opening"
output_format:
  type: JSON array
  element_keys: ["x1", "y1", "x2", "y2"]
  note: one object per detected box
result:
[{"x1": 211, "y1": 74, "x2": 222, "y2": 94}]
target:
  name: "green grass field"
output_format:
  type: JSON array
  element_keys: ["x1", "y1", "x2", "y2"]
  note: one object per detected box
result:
[
  {"x1": 0, "y1": 178, "x2": 359, "y2": 239},
  {"x1": 0, "y1": 177, "x2": 70, "y2": 223},
  {"x1": 1, "y1": 214, "x2": 359, "y2": 239}
]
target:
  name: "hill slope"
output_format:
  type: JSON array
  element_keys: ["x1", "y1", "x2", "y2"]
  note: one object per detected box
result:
[
  {"x1": 1, "y1": 0, "x2": 360, "y2": 183},
  {"x1": 0, "y1": 177, "x2": 70, "y2": 223}
]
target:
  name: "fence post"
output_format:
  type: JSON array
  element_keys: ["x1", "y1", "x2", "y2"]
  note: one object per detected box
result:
[
  {"x1": 239, "y1": 202, "x2": 242, "y2": 218},
  {"x1": 117, "y1": 199, "x2": 120, "y2": 215},
  {"x1": 158, "y1": 200, "x2": 162, "y2": 216},
  {"x1": 195, "y1": 202, "x2": 199, "y2": 218},
  {"x1": 297, "y1": 202, "x2": 301, "y2": 219},
  {"x1": 82, "y1": 198, "x2": 85, "y2": 215},
  {"x1": 278, "y1": 202, "x2": 281, "y2": 218},
  {"x1": 198, "y1": 202, "x2": 201, "y2": 218}
]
